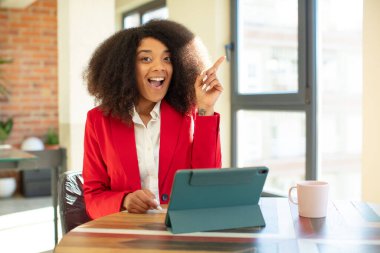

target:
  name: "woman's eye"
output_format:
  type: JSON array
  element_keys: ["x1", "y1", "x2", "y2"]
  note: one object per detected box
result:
[
  {"x1": 141, "y1": 57, "x2": 152, "y2": 62},
  {"x1": 164, "y1": 56, "x2": 171, "y2": 63}
]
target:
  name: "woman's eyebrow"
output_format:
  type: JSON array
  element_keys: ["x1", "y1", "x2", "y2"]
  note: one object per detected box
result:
[
  {"x1": 136, "y1": 49, "x2": 171, "y2": 55},
  {"x1": 137, "y1": 49, "x2": 152, "y2": 55}
]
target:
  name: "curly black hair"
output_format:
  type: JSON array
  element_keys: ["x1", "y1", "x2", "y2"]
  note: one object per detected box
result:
[{"x1": 84, "y1": 19, "x2": 209, "y2": 123}]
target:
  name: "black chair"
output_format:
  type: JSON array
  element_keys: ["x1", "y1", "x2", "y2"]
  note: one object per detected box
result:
[{"x1": 58, "y1": 170, "x2": 91, "y2": 234}]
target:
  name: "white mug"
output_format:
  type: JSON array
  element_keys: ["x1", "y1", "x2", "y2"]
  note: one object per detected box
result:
[{"x1": 288, "y1": 181, "x2": 329, "y2": 218}]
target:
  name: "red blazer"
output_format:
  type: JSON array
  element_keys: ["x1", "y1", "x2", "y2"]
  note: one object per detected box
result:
[{"x1": 83, "y1": 100, "x2": 221, "y2": 219}]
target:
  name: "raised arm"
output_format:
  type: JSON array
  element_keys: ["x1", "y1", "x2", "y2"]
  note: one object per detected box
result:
[{"x1": 191, "y1": 56, "x2": 225, "y2": 168}]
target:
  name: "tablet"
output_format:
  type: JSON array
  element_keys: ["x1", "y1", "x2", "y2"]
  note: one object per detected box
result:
[{"x1": 165, "y1": 166, "x2": 269, "y2": 234}]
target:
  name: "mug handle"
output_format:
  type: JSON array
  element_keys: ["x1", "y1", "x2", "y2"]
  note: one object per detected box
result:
[{"x1": 288, "y1": 186, "x2": 298, "y2": 205}]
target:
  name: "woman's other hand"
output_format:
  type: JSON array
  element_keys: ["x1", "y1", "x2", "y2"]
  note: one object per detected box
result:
[
  {"x1": 123, "y1": 189, "x2": 159, "y2": 213},
  {"x1": 195, "y1": 56, "x2": 226, "y2": 116}
]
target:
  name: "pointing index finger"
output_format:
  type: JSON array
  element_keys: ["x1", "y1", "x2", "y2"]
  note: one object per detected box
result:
[{"x1": 212, "y1": 56, "x2": 226, "y2": 70}]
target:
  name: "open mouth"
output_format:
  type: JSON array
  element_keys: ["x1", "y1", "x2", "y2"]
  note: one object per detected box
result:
[{"x1": 148, "y1": 77, "x2": 165, "y2": 88}]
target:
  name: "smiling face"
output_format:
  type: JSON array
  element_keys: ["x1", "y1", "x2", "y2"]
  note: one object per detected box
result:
[{"x1": 135, "y1": 37, "x2": 173, "y2": 113}]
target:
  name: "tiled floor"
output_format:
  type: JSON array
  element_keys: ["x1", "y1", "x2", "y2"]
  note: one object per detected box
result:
[{"x1": 0, "y1": 194, "x2": 57, "y2": 253}]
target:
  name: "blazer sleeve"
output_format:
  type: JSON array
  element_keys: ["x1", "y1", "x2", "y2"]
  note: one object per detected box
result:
[
  {"x1": 82, "y1": 110, "x2": 130, "y2": 219},
  {"x1": 191, "y1": 112, "x2": 222, "y2": 168}
]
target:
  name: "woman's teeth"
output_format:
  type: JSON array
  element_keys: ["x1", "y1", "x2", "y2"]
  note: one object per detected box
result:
[{"x1": 148, "y1": 77, "x2": 164, "y2": 87}]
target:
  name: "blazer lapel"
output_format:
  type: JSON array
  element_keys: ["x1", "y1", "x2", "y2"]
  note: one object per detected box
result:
[
  {"x1": 110, "y1": 116, "x2": 141, "y2": 190},
  {"x1": 159, "y1": 101, "x2": 183, "y2": 187}
]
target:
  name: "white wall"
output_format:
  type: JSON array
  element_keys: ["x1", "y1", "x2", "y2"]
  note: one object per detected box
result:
[
  {"x1": 362, "y1": 0, "x2": 380, "y2": 202},
  {"x1": 58, "y1": 0, "x2": 115, "y2": 170}
]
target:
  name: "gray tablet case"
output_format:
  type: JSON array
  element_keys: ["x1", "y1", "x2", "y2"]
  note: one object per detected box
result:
[{"x1": 165, "y1": 166, "x2": 269, "y2": 234}]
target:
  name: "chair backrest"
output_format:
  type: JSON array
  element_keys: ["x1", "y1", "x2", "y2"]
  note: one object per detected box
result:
[{"x1": 58, "y1": 170, "x2": 91, "y2": 234}]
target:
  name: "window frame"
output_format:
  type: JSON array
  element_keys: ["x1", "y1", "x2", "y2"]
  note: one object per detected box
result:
[
  {"x1": 231, "y1": 0, "x2": 318, "y2": 185},
  {"x1": 122, "y1": 0, "x2": 166, "y2": 29}
]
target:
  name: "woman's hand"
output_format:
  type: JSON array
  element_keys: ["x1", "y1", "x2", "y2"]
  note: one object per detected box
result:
[
  {"x1": 194, "y1": 56, "x2": 226, "y2": 116},
  {"x1": 123, "y1": 189, "x2": 158, "y2": 213}
]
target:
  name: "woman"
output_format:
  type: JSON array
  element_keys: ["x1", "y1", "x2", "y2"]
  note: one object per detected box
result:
[{"x1": 83, "y1": 19, "x2": 224, "y2": 219}]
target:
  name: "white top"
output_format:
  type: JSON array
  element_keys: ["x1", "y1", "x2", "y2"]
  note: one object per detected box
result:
[{"x1": 132, "y1": 101, "x2": 161, "y2": 200}]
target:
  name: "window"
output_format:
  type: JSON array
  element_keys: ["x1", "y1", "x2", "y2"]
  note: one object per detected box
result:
[
  {"x1": 122, "y1": 0, "x2": 168, "y2": 29},
  {"x1": 232, "y1": 0, "x2": 363, "y2": 199},
  {"x1": 318, "y1": 0, "x2": 363, "y2": 199},
  {"x1": 237, "y1": 0, "x2": 298, "y2": 94}
]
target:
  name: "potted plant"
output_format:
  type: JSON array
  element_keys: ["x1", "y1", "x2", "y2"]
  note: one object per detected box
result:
[
  {"x1": 0, "y1": 118, "x2": 13, "y2": 145},
  {"x1": 0, "y1": 118, "x2": 15, "y2": 196},
  {"x1": 0, "y1": 58, "x2": 16, "y2": 197},
  {"x1": 45, "y1": 128, "x2": 59, "y2": 149},
  {"x1": 0, "y1": 57, "x2": 13, "y2": 146}
]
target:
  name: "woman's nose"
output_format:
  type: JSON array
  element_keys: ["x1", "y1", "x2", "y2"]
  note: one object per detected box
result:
[{"x1": 151, "y1": 59, "x2": 165, "y2": 71}]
